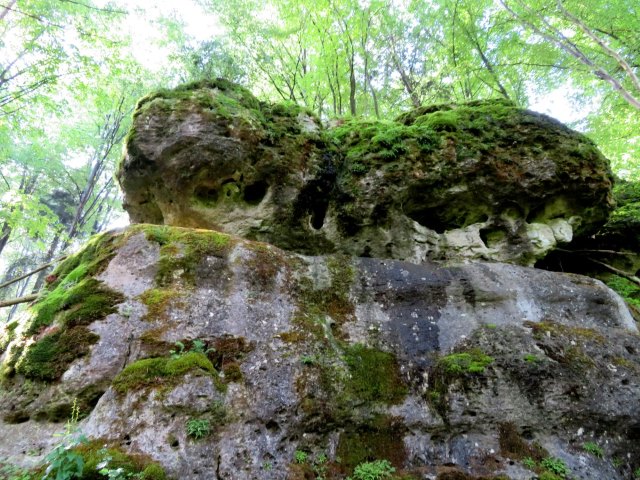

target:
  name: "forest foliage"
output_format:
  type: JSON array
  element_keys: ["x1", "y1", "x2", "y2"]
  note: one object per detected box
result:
[{"x1": 0, "y1": 0, "x2": 638, "y2": 320}]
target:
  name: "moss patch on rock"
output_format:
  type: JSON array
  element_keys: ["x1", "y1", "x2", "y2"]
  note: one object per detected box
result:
[
  {"x1": 138, "y1": 287, "x2": 183, "y2": 321},
  {"x1": 27, "y1": 231, "x2": 126, "y2": 335},
  {"x1": 1, "y1": 231, "x2": 126, "y2": 381},
  {"x1": 342, "y1": 344, "x2": 407, "y2": 404},
  {"x1": 293, "y1": 255, "x2": 356, "y2": 339},
  {"x1": 112, "y1": 351, "x2": 223, "y2": 395},
  {"x1": 73, "y1": 439, "x2": 167, "y2": 479},
  {"x1": 14, "y1": 326, "x2": 99, "y2": 381},
  {"x1": 0, "y1": 321, "x2": 18, "y2": 354},
  {"x1": 138, "y1": 224, "x2": 232, "y2": 287},
  {"x1": 335, "y1": 415, "x2": 407, "y2": 473},
  {"x1": 427, "y1": 348, "x2": 494, "y2": 418}
]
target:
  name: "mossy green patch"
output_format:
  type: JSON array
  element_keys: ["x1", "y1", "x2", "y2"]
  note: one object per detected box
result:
[
  {"x1": 137, "y1": 225, "x2": 232, "y2": 286},
  {"x1": 138, "y1": 287, "x2": 182, "y2": 321},
  {"x1": 342, "y1": 344, "x2": 407, "y2": 405},
  {"x1": 72, "y1": 439, "x2": 167, "y2": 479},
  {"x1": 335, "y1": 416, "x2": 407, "y2": 473},
  {"x1": 427, "y1": 348, "x2": 494, "y2": 418},
  {"x1": 13, "y1": 326, "x2": 99, "y2": 381},
  {"x1": 0, "y1": 321, "x2": 18, "y2": 354},
  {"x1": 27, "y1": 232, "x2": 126, "y2": 335},
  {"x1": 112, "y1": 351, "x2": 223, "y2": 394},
  {"x1": 527, "y1": 321, "x2": 606, "y2": 344},
  {"x1": 437, "y1": 349, "x2": 495, "y2": 375},
  {"x1": 294, "y1": 255, "x2": 356, "y2": 338},
  {"x1": 1, "y1": 231, "x2": 126, "y2": 381}
]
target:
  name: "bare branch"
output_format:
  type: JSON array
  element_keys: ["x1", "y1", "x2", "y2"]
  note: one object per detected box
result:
[
  {"x1": 0, "y1": 255, "x2": 67, "y2": 291},
  {"x1": 500, "y1": 0, "x2": 640, "y2": 110},
  {"x1": 588, "y1": 258, "x2": 640, "y2": 287},
  {"x1": 58, "y1": 0, "x2": 126, "y2": 15},
  {"x1": 555, "y1": 0, "x2": 640, "y2": 94},
  {"x1": 0, "y1": 293, "x2": 38, "y2": 308}
]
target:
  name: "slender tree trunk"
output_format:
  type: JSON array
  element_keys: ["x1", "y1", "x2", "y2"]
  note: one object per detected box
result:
[
  {"x1": 349, "y1": 52, "x2": 357, "y2": 116},
  {"x1": 0, "y1": 221, "x2": 11, "y2": 257},
  {"x1": 31, "y1": 233, "x2": 60, "y2": 294},
  {"x1": 0, "y1": 0, "x2": 17, "y2": 21}
]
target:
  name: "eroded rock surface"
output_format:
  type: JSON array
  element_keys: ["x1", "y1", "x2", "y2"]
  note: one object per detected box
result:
[
  {"x1": 1, "y1": 226, "x2": 638, "y2": 479},
  {"x1": 117, "y1": 80, "x2": 614, "y2": 266}
]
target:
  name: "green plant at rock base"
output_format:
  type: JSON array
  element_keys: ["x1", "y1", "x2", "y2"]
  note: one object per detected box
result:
[
  {"x1": 294, "y1": 450, "x2": 308, "y2": 464},
  {"x1": 186, "y1": 419, "x2": 211, "y2": 440},
  {"x1": 524, "y1": 353, "x2": 540, "y2": 363},
  {"x1": 313, "y1": 453, "x2": 328, "y2": 479},
  {"x1": 0, "y1": 463, "x2": 32, "y2": 480},
  {"x1": 43, "y1": 400, "x2": 86, "y2": 480},
  {"x1": 170, "y1": 339, "x2": 215, "y2": 359},
  {"x1": 170, "y1": 341, "x2": 186, "y2": 358},
  {"x1": 300, "y1": 354, "x2": 317, "y2": 365},
  {"x1": 582, "y1": 442, "x2": 604, "y2": 458},
  {"x1": 634, "y1": 467, "x2": 640, "y2": 479},
  {"x1": 347, "y1": 459, "x2": 395, "y2": 480},
  {"x1": 522, "y1": 456, "x2": 536, "y2": 469},
  {"x1": 605, "y1": 275, "x2": 640, "y2": 309},
  {"x1": 540, "y1": 457, "x2": 570, "y2": 478}
]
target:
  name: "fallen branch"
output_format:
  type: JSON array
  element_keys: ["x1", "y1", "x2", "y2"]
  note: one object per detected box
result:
[
  {"x1": 0, "y1": 255, "x2": 67, "y2": 291},
  {"x1": 0, "y1": 293, "x2": 38, "y2": 308},
  {"x1": 556, "y1": 248, "x2": 637, "y2": 257},
  {"x1": 588, "y1": 258, "x2": 640, "y2": 287}
]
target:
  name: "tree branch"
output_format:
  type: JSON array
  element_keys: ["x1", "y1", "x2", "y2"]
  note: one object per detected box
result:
[
  {"x1": 0, "y1": 255, "x2": 67, "y2": 291},
  {"x1": 0, "y1": 293, "x2": 38, "y2": 308},
  {"x1": 588, "y1": 258, "x2": 640, "y2": 287}
]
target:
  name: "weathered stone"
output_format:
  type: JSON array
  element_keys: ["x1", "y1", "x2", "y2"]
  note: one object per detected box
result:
[
  {"x1": 1, "y1": 226, "x2": 637, "y2": 479},
  {"x1": 118, "y1": 80, "x2": 614, "y2": 266}
]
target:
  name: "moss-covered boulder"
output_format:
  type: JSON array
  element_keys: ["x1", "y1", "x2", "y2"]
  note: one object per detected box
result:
[
  {"x1": 0, "y1": 226, "x2": 638, "y2": 479},
  {"x1": 118, "y1": 80, "x2": 613, "y2": 266}
]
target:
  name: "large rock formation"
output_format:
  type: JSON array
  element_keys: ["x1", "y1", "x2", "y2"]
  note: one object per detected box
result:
[
  {"x1": 117, "y1": 80, "x2": 614, "y2": 266},
  {"x1": 1, "y1": 82, "x2": 638, "y2": 480},
  {"x1": 0, "y1": 226, "x2": 638, "y2": 480}
]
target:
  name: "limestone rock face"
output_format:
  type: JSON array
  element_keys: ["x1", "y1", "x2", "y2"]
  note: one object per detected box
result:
[
  {"x1": 118, "y1": 80, "x2": 614, "y2": 266},
  {"x1": 1, "y1": 226, "x2": 638, "y2": 479}
]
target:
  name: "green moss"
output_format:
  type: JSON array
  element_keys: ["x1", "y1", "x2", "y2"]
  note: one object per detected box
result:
[
  {"x1": 137, "y1": 225, "x2": 232, "y2": 287},
  {"x1": 0, "y1": 321, "x2": 18, "y2": 354},
  {"x1": 528, "y1": 321, "x2": 605, "y2": 343},
  {"x1": 342, "y1": 344, "x2": 407, "y2": 404},
  {"x1": 112, "y1": 351, "x2": 221, "y2": 394},
  {"x1": 14, "y1": 326, "x2": 99, "y2": 380},
  {"x1": 294, "y1": 255, "x2": 356, "y2": 338},
  {"x1": 427, "y1": 348, "x2": 494, "y2": 418},
  {"x1": 138, "y1": 288, "x2": 182, "y2": 320},
  {"x1": 73, "y1": 440, "x2": 167, "y2": 480},
  {"x1": 26, "y1": 231, "x2": 125, "y2": 335},
  {"x1": 498, "y1": 422, "x2": 547, "y2": 461},
  {"x1": 326, "y1": 118, "x2": 439, "y2": 171},
  {"x1": 336, "y1": 417, "x2": 407, "y2": 472},
  {"x1": 437, "y1": 349, "x2": 494, "y2": 375}
]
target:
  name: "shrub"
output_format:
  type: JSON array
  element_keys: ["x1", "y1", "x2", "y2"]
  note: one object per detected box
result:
[
  {"x1": 186, "y1": 419, "x2": 211, "y2": 440},
  {"x1": 348, "y1": 459, "x2": 395, "y2": 480},
  {"x1": 582, "y1": 442, "x2": 604, "y2": 458}
]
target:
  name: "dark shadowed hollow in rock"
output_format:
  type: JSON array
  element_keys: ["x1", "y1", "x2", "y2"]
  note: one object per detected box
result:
[{"x1": 1, "y1": 80, "x2": 638, "y2": 480}]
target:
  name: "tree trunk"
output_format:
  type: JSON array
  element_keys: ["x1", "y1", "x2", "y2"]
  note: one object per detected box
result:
[{"x1": 31, "y1": 233, "x2": 60, "y2": 294}]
